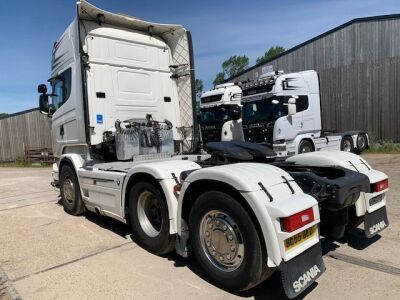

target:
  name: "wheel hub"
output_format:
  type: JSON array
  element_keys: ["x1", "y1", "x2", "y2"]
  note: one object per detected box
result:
[
  {"x1": 343, "y1": 140, "x2": 352, "y2": 152},
  {"x1": 301, "y1": 145, "x2": 311, "y2": 153},
  {"x1": 63, "y1": 178, "x2": 75, "y2": 204},
  {"x1": 357, "y1": 136, "x2": 366, "y2": 149},
  {"x1": 137, "y1": 190, "x2": 162, "y2": 238},
  {"x1": 200, "y1": 210, "x2": 244, "y2": 272}
]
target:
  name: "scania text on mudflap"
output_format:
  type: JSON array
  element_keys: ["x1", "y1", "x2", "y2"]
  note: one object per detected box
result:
[{"x1": 37, "y1": 1, "x2": 326, "y2": 297}]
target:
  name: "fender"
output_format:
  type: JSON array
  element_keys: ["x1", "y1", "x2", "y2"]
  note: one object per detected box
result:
[
  {"x1": 286, "y1": 150, "x2": 369, "y2": 168},
  {"x1": 122, "y1": 159, "x2": 201, "y2": 234},
  {"x1": 57, "y1": 153, "x2": 87, "y2": 201},
  {"x1": 289, "y1": 134, "x2": 316, "y2": 155},
  {"x1": 59, "y1": 153, "x2": 86, "y2": 172},
  {"x1": 286, "y1": 151, "x2": 388, "y2": 215},
  {"x1": 177, "y1": 163, "x2": 320, "y2": 266}
]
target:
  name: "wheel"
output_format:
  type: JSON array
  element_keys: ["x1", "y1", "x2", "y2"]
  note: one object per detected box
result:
[
  {"x1": 356, "y1": 133, "x2": 368, "y2": 153},
  {"x1": 129, "y1": 182, "x2": 175, "y2": 255},
  {"x1": 59, "y1": 164, "x2": 86, "y2": 215},
  {"x1": 341, "y1": 136, "x2": 354, "y2": 152},
  {"x1": 298, "y1": 140, "x2": 314, "y2": 154},
  {"x1": 189, "y1": 191, "x2": 274, "y2": 291}
]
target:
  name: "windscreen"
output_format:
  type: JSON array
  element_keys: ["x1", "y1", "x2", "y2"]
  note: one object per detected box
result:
[
  {"x1": 242, "y1": 98, "x2": 288, "y2": 123},
  {"x1": 200, "y1": 105, "x2": 238, "y2": 123}
]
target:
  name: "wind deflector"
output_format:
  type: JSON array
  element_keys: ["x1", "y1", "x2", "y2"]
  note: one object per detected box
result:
[{"x1": 77, "y1": 0, "x2": 183, "y2": 34}]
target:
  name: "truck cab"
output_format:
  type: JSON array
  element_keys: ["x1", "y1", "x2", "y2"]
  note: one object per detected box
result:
[
  {"x1": 240, "y1": 70, "x2": 369, "y2": 156},
  {"x1": 199, "y1": 83, "x2": 243, "y2": 144}
]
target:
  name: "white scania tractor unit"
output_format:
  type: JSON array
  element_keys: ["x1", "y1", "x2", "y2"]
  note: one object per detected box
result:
[
  {"x1": 37, "y1": 1, "x2": 388, "y2": 298},
  {"x1": 240, "y1": 70, "x2": 370, "y2": 156}
]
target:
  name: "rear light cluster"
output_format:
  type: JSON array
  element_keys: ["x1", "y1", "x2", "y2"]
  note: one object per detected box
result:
[
  {"x1": 281, "y1": 208, "x2": 314, "y2": 232},
  {"x1": 372, "y1": 179, "x2": 389, "y2": 193}
]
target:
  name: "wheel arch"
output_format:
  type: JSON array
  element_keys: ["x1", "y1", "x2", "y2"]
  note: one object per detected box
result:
[
  {"x1": 296, "y1": 137, "x2": 315, "y2": 153},
  {"x1": 122, "y1": 171, "x2": 179, "y2": 234},
  {"x1": 123, "y1": 172, "x2": 163, "y2": 216},
  {"x1": 58, "y1": 154, "x2": 85, "y2": 175},
  {"x1": 180, "y1": 179, "x2": 267, "y2": 256}
]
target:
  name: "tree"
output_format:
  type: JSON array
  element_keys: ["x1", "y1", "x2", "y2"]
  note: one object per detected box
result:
[
  {"x1": 213, "y1": 72, "x2": 225, "y2": 86},
  {"x1": 194, "y1": 79, "x2": 204, "y2": 99},
  {"x1": 256, "y1": 46, "x2": 286, "y2": 64},
  {"x1": 0, "y1": 113, "x2": 8, "y2": 119},
  {"x1": 212, "y1": 55, "x2": 249, "y2": 86},
  {"x1": 222, "y1": 55, "x2": 249, "y2": 78}
]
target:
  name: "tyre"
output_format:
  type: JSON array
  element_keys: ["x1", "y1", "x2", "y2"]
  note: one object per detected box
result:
[
  {"x1": 189, "y1": 191, "x2": 274, "y2": 291},
  {"x1": 341, "y1": 135, "x2": 354, "y2": 152},
  {"x1": 59, "y1": 164, "x2": 86, "y2": 215},
  {"x1": 129, "y1": 182, "x2": 175, "y2": 255},
  {"x1": 356, "y1": 133, "x2": 368, "y2": 153},
  {"x1": 298, "y1": 140, "x2": 314, "y2": 154}
]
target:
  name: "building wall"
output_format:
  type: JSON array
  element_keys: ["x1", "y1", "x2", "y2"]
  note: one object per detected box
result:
[
  {"x1": 0, "y1": 109, "x2": 52, "y2": 162},
  {"x1": 230, "y1": 18, "x2": 400, "y2": 141}
]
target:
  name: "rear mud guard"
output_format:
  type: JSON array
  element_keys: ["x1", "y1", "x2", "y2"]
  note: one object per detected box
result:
[
  {"x1": 364, "y1": 206, "x2": 389, "y2": 238},
  {"x1": 279, "y1": 243, "x2": 325, "y2": 299}
]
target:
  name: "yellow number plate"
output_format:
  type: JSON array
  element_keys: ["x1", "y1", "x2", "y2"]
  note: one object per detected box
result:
[{"x1": 284, "y1": 225, "x2": 317, "y2": 251}]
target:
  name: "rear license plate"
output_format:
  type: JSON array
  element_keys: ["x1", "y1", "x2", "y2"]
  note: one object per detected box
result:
[
  {"x1": 279, "y1": 243, "x2": 325, "y2": 298},
  {"x1": 284, "y1": 225, "x2": 317, "y2": 251},
  {"x1": 364, "y1": 206, "x2": 389, "y2": 238},
  {"x1": 369, "y1": 193, "x2": 384, "y2": 206}
]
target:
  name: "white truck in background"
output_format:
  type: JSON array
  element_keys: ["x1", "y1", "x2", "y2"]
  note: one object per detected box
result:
[
  {"x1": 199, "y1": 83, "x2": 244, "y2": 144},
  {"x1": 37, "y1": 1, "x2": 389, "y2": 298},
  {"x1": 200, "y1": 70, "x2": 369, "y2": 157}
]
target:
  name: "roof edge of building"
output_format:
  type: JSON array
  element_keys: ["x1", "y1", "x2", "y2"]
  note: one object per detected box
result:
[
  {"x1": 0, "y1": 108, "x2": 40, "y2": 120},
  {"x1": 225, "y1": 13, "x2": 400, "y2": 82}
]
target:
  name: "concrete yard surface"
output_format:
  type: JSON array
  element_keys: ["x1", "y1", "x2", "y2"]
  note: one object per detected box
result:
[{"x1": 0, "y1": 154, "x2": 399, "y2": 299}]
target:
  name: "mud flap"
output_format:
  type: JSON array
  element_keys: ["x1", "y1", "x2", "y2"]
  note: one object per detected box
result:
[
  {"x1": 279, "y1": 243, "x2": 325, "y2": 299},
  {"x1": 364, "y1": 206, "x2": 389, "y2": 238}
]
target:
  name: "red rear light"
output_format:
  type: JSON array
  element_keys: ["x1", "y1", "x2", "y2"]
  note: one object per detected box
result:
[
  {"x1": 281, "y1": 208, "x2": 314, "y2": 232},
  {"x1": 373, "y1": 179, "x2": 389, "y2": 193}
]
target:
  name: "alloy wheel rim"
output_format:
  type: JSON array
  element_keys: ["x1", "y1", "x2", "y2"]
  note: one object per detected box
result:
[
  {"x1": 137, "y1": 190, "x2": 163, "y2": 238},
  {"x1": 199, "y1": 210, "x2": 244, "y2": 272},
  {"x1": 343, "y1": 140, "x2": 352, "y2": 152},
  {"x1": 63, "y1": 178, "x2": 75, "y2": 204}
]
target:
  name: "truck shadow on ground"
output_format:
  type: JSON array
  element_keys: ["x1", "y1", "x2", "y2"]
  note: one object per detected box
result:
[
  {"x1": 320, "y1": 229, "x2": 381, "y2": 254},
  {"x1": 164, "y1": 251, "x2": 318, "y2": 300}
]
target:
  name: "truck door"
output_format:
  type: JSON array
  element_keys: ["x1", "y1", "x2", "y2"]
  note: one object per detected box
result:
[
  {"x1": 50, "y1": 66, "x2": 84, "y2": 156},
  {"x1": 278, "y1": 95, "x2": 303, "y2": 141},
  {"x1": 280, "y1": 74, "x2": 310, "y2": 141}
]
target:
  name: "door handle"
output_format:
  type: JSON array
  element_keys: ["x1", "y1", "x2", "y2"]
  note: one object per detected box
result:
[
  {"x1": 60, "y1": 125, "x2": 64, "y2": 137},
  {"x1": 299, "y1": 122, "x2": 303, "y2": 128}
]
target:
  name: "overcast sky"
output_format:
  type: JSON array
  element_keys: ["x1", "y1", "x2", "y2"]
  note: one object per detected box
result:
[{"x1": 0, "y1": 0, "x2": 399, "y2": 113}]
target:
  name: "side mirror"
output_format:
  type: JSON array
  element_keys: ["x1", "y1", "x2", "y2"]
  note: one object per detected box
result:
[
  {"x1": 39, "y1": 94, "x2": 50, "y2": 115},
  {"x1": 287, "y1": 97, "x2": 297, "y2": 116},
  {"x1": 38, "y1": 84, "x2": 47, "y2": 94},
  {"x1": 272, "y1": 99, "x2": 279, "y2": 105}
]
